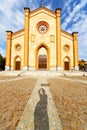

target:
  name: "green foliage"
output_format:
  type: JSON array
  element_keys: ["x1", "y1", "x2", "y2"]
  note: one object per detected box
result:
[
  {"x1": 0, "y1": 54, "x2": 5, "y2": 70},
  {"x1": 79, "y1": 62, "x2": 87, "y2": 71},
  {"x1": 80, "y1": 63, "x2": 84, "y2": 67}
]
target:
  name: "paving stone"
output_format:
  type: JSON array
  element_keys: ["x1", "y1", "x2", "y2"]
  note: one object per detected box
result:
[{"x1": 16, "y1": 77, "x2": 62, "y2": 130}]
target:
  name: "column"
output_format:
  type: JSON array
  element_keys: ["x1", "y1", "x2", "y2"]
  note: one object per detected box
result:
[
  {"x1": 23, "y1": 8, "x2": 30, "y2": 70},
  {"x1": 73, "y1": 32, "x2": 79, "y2": 71},
  {"x1": 5, "y1": 31, "x2": 12, "y2": 71},
  {"x1": 56, "y1": 8, "x2": 62, "y2": 71}
]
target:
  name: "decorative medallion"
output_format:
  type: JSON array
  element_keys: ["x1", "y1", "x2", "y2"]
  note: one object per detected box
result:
[
  {"x1": 15, "y1": 44, "x2": 22, "y2": 51},
  {"x1": 63, "y1": 44, "x2": 70, "y2": 51},
  {"x1": 36, "y1": 21, "x2": 49, "y2": 34}
]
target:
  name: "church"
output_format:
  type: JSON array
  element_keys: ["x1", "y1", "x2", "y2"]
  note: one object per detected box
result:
[{"x1": 5, "y1": 6, "x2": 79, "y2": 71}]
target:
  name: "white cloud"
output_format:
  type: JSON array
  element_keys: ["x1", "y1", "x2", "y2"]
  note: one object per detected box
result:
[
  {"x1": 78, "y1": 32, "x2": 87, "y2": 60},
  {"x1": 45, "y1": 0, "x2": 53, "y2": 10},
  {"x1": 45, "y1": 4, "x2": 52, "y2": 10},
  {"x1": 62, "y1": 0, "x2": 74, "y2": 19},
  {"x1": 27, "y1": 0, "x2": 40, "y2": 10},
  {"x1": 62, "y1": 0, "x2": 87, "y2": 60},
  {"x1": 0, "y1": 47, "x2": 5, "y2": 57},
  {"x1": 63, "y1": 0, "x2": 72, "y2": 11},
  {"x1": 0, "y1": 1, "x2": 24, "y2": 37},
  {"x1": 62, "y1": 0, "x2": 87, "y2": 30}
]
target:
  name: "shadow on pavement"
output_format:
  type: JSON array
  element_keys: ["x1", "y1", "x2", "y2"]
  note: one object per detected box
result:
[{"x1": 34, "y1": 88, "x2": 49, "y2": 130}]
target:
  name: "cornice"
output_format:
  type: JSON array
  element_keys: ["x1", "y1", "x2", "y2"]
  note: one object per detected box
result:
[
  {"x1": 30, "y1": 7, "x2": 56, "y2": 18},
  {"x1": 12, "y1": 29, "x2": 24, "y2": 39},
  {"x1": 61, "y1": 30, "x2": 73, "y2": 40}
]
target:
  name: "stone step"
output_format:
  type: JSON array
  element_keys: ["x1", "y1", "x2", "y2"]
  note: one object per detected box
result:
[{"x1": 0, "y1": 70, "x2": 86, "y2": 77}]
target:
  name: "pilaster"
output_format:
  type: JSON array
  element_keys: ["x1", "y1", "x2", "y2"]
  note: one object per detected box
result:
[
  {"x1": 5, "y1": 31, "x2": 12, "y2": 71},
  {"x1": 24, "y1": 8, "x2": 30, "y2": 70},
  {"x1": 73, "y1": 32, "x2": 79, "y2": 71},
  {"x1": 56, "y1": 8, "x2": 61, "y2": 70}
]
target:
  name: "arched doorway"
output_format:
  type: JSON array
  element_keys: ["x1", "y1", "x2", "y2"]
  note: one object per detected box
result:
[
  {"x1": 64, "y1": 57, "x2": 70, "y2": 70},
  {"x1": 35, "y1": 43, "x2": 50, "y2": 70},
  {"x1": 14, "y1": 56, "x2": 21, "y2": 70},
  {"x1": 38, "y1": 55, "x2": 47, "y2": 69},
  {"x1": 38, "y1": 47, "x2": 47, "y2": 70}
]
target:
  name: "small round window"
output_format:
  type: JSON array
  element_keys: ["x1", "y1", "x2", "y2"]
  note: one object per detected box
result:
[
  {"x1": 15, "y1": 44, "x2": 22, "y2": 51},
  {"x1": 63, "y1": 44, "x2": 70, "y2": 51}
]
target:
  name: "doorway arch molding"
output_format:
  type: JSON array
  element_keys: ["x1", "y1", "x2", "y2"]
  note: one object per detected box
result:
[{"x1": 35, "y1": 43, "x2": 50, "y2": 70}]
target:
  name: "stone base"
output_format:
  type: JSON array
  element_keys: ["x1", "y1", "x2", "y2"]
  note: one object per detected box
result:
[
  {"x1": 50, "y1": 67, "x2": 56, "y2": 71},
  {"x1": 29, "y1": 67, "x2": 35, "y2": 71},
  {"x1": 22, "y1": 66, "x2": 29, "y2": 71},
  {"x1": 74, "y1": 66, "x2": 79, "y2": 71},
  {"x1": 56, "y1": 66, "x2": 63, "y2": 71},
  {"x1": 11, "y1": 67, "x2": 14, "y2": 70},
  {"x1": 5, "y1": 66, "x2": 11, "y2": 71}
]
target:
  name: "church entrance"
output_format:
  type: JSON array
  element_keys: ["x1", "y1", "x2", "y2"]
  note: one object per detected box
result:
[
  {"x1": 14, "y1": 56, "x2": 21, "y2": 70},
  {"x1": 37, "y1": 46, "x2": 48, "y2": 70},
  {"x1": 15, "y1": 61, "x2": 20, "y2": 70},
  {"x1": 64, "y1": 61, "x2": 69, "y2": 70},
  {"x1": 64, "y1": 57, "x2": 70, "y2": 70},
  {"x1": 38, "y1": 55, "x2": 47, "y2": 69},
  {"x1": 36, "y1": 43, "x2": 50, "y2": 70}
]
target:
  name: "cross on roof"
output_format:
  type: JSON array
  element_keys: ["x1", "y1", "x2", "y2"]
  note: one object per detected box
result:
[{"x1": 41, "y1": 1, "x2": 44, "y2": 6}]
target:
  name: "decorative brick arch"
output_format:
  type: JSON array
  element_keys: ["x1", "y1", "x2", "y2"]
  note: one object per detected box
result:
[
  {"x1": 14, "y1": 56, "x2": 22, "y2": 70},
  {"x1": 35, "y1": 43, "x2": 50, "y2": 70}
]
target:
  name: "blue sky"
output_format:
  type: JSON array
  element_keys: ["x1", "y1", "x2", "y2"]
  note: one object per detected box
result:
[{"x1": 0, "y1": 0, "x2": 87, "y2": 60}]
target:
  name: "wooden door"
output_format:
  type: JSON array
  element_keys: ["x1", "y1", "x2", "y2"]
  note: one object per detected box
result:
[
  {"x1": 38, "y1": 55, "x2": 47, "y2": 69},
  {"x1": 64, "y1": 61, "x2": 69, "y2": 70},
  {"x1": 15, "y1": 61, "x2": 20, "y2": 70}
]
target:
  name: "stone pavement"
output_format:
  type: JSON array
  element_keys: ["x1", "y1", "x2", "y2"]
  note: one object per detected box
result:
[
  {"x1": 56, "y1": 77, "x2": 87, "y2": 85},
  {"x1": 16, "y1": 77, "x2": 62, "y2": 130},
  {"x1": 0, "y1": 76, "x2": 30, "y2": 83},
  {"x1": 0, "y1": 74, "x2": 87, "y2": 85}
]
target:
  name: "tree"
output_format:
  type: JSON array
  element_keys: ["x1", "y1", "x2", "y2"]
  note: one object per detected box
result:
[
  {"x1": 79, "y1": 63, "x2": 85, "y2": 71},
  {"x1": 0, "y1": 54, "x2": 5, "y2": 70}
]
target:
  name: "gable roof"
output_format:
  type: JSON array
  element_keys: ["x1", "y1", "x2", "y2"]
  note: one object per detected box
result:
[{"x1": 30, "y1": 7, "x2": 56, "y2": 18}]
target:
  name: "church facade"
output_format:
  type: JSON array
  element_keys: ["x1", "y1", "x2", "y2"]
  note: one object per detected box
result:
[{"x1": 5, "y1": 7, "x2": 79, "y2": 71}]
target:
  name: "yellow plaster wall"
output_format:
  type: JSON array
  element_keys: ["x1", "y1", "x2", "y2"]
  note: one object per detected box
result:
[
  {"x1": 11, "y1": 32, "x2": 24, "y2": 69},
  {"x1": 61, "y1": 34, "x2": 74, "y2": 70},
  {"x1": 10, "y1": 9, "x2": 75, "y2": 71},
  {"x1": 29, "y1": 11, "x2": 56, "y2": 68}
]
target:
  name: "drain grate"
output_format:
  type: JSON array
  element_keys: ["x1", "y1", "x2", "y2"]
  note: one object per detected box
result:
[{"x1": 41, "y1": 83, "x2": 50, "y2": 86}]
